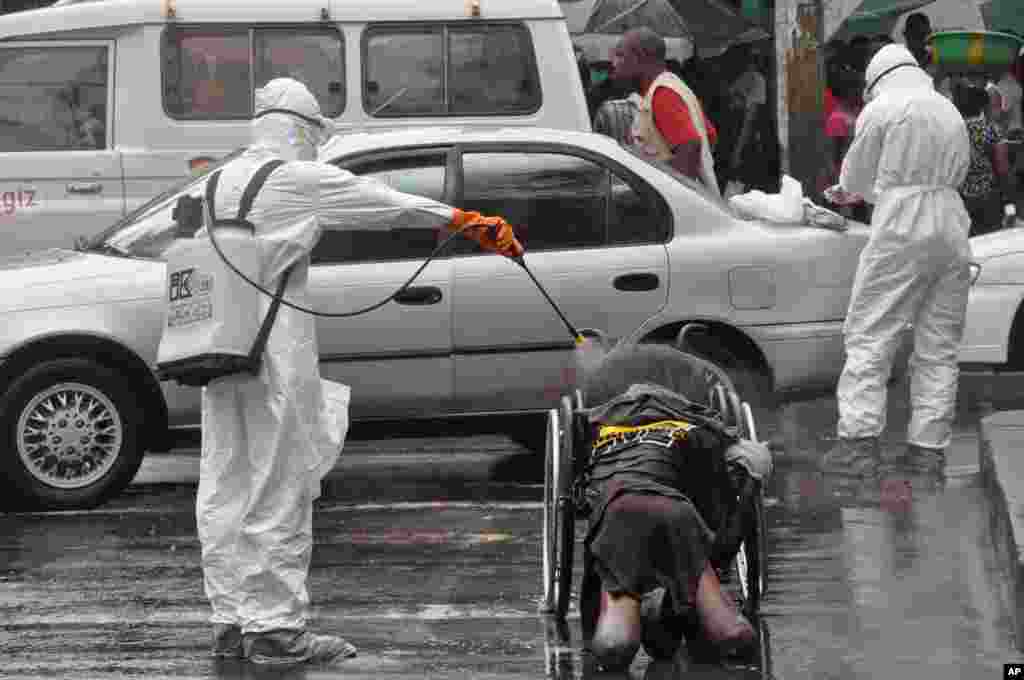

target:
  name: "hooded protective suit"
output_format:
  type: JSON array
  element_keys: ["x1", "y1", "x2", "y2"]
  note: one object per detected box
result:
[
  {"x1": 195, "y1": 78, "x2": 521, "y2": 638},
  {"x1": 835, "y1": 45, "x2": 972, "y2": 450}
]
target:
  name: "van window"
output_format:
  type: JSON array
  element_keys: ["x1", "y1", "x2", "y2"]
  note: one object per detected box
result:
[
  {"x1": 448, "y1": 25, "x2": 541, "y2": 115},
  {"x1": 163, "y1": 27, "x2": 345, "y2": 119},
  {"x1": 0, "y1": 45, "x2": 108, "y2": 151},
  {"x1": 363, "y1": 29, "x2": 444, "y2": 116},
  {"x1": 364, "y1": 23, "x2": 540, "y2": 117},
  {"x1": 254, "y1": 29, "x2": 345, "y2": 118}
]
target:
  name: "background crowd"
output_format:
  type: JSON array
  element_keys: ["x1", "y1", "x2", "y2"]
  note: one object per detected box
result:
[{"x1": 578, "y1": 13, "x2": 1024, "y2": 236}]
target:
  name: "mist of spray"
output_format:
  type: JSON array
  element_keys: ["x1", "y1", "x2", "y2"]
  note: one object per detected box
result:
[{"x1": 572, "y1": 335, "x2": 611, "y2": 383}]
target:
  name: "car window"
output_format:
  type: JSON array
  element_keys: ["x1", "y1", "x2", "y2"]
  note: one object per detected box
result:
[
  {"x1": 457, "y1": 152, "x2": 609, "y2": 254},
  {"x1": 90, "y1": 149, "x2": 246, "y2": 257},
  {"x1": 364, "y1": 23, "x2": 540, "y2": 117},
  {"x1": 608, "y1": 173, "x2": 669, "y2": 245},
  {"x1": 0, "y1": 45, "x2": 108, "y2": 151},
  {"x1": 623, "y1": 144, "x2": 736, "y2": 219},
  {"x1": 163, "y1": 27, "x2": 345, "y2": 119},
  {"x1": 313, "y1": 154, "x2": 447, "y2": 265}
]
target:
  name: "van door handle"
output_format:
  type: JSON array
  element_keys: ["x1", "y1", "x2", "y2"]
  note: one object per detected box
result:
[
  {"x1": 67, "y1": 182, "x2": 103, "y2": 195},
  {"x1": 613, "y1": 273, "x2": 659, "y2": 291},
  {"x1": 394, "y1": 286, "x2": 443, "y2": 305}
]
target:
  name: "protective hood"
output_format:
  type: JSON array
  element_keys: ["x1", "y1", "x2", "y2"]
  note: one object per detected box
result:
[
  {"x1": 863, "y1": 44, "x2": 932, "y2": 102},
  {"x1": 251, "y1": 78, "x2": 334, "y2": 161}
]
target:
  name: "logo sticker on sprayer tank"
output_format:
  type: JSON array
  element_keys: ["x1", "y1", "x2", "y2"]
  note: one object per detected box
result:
[{"x1": 167, "y1": 268, "x2": 214, "y2": 328}]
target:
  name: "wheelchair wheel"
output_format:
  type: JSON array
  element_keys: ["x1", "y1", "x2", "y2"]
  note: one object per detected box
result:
[
  {"x1": 738, "y1": 400, "x2": 767, "y2": 615},
  {"x1": 751, "y1": 484, "x2": 768, "y2": 612},
  {"x1": 542, "y1": 397, "x2": 576, "y2": 619},
  {"x1": 733, "y1": 483, "x2": 767, "y2": 617}
]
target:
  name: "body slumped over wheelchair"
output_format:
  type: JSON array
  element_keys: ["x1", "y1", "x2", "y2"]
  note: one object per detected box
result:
[{"x1": 543, "y1": 341, "x2": 772, "y2": 670}]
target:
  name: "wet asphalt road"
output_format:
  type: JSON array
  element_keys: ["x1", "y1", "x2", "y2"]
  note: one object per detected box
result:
[{"x1": 3, "y1": 378, "x2": 1024, "y2": 679}]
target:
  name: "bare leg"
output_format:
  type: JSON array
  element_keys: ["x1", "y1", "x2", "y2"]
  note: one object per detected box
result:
[
  {"x1": 695, "y1": 562, "x2": 755, "y2": 652},
  {"x1": 591, "y1": 591, "x2": 642, "y2": 670}
]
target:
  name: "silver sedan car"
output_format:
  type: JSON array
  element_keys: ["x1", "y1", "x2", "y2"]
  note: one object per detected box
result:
[{"x1": 0, "y1": 127, "x2": 869, "y2": 509}]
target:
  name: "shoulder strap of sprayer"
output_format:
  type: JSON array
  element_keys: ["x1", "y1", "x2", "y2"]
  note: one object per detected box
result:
[{"x1": 204, "y1": 159, "x2": 287, "y2": 229}]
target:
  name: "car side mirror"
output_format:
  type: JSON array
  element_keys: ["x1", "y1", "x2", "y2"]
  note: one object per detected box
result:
[{"x1": 173, "y1": 195, "x2": 204, "y2": 237}]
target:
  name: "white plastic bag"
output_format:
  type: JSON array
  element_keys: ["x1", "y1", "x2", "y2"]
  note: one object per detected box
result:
[
  {"x1": 314, "y1": 379, "x2": 350, "y2": 481},
  {"x1": 728, "y1": 175, "x2": 805, "y2": 223}
]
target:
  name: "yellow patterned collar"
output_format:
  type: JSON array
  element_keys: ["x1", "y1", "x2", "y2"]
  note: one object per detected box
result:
[{"x1": 594, "y1": 419, "x2": 693, "y2": 449}]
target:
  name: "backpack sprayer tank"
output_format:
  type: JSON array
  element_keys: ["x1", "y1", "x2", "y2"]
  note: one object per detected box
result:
[{"x1": 156, "y1": 160, "x2": 290, "y2": 387}]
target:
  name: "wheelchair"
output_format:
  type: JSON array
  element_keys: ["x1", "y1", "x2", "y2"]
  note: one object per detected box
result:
[{"x1": 539, "y1": 348, "x2": 769, "y2": 637}]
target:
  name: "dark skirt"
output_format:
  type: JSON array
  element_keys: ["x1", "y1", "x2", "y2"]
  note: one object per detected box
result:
[{"x1": 588, "y1": 491, "x2": 713, "y2": 617}]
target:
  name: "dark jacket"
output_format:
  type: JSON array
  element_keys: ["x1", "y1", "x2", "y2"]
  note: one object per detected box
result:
[{"x1": 581, "y1": 382, "x2": 739, "y2": 544}]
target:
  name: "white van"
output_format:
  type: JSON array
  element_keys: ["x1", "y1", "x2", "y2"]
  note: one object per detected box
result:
[{"x1": 0, "y1": 0, "x2": 589, "y2": 255}]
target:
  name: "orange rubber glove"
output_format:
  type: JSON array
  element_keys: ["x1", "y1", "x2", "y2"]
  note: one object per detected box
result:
[{"x1": 448, "y1": 209, "x2": 525, "y2": 258}]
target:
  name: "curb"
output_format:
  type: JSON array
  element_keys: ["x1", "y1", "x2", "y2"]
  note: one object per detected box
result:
[{"x1": 979, "y1": 410, "x2": 1024, "y2": 652}]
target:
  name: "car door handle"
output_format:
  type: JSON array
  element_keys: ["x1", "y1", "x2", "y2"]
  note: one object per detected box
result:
[
  {"x1": 67, "y1": 182, "x2": 103, "y2": 195},
  {"x1": 613, "y1": 273, "x2": 660, "y2": 292},
  {"x1": 394, "y1": 285, "x2": 443, "y2": 305}
]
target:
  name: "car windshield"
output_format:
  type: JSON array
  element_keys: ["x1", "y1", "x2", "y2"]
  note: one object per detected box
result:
[
  {"x1": 621, "y1": 144, "x2": 738, "y2": 218},
  {"x1": 81, "y1": 149, "x2": 245, "y2": 257}
]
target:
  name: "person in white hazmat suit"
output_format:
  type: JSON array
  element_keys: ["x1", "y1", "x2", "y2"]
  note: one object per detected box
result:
[
  {"x1": 198, "y1": 78, "x2": 524, "y2": 666},
  {"x1": 819, "y1": 45, "x2": 972, "y2": 480}
]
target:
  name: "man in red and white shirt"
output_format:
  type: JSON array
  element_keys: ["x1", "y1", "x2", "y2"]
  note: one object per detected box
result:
[{"x1": 611, "y1": 28, "x2": 719, "y2": 194}]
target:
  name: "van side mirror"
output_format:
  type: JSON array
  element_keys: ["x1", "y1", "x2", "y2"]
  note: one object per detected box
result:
[{"x1": 366, "y1": 81, "x2": 380, "y2": 95}]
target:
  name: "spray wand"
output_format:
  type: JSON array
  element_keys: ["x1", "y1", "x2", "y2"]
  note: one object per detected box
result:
[{"x1": 511, "y1": 255, "x2": 586, "y2": 346}]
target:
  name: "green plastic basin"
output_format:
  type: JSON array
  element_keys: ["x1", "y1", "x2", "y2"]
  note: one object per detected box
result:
[{"x1": 928, "y1": 31, "x2": 1022, "y2": 72}]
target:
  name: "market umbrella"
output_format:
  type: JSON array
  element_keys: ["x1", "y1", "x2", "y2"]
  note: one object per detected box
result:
[
  {"x1": 580, "y1": 0, "x2": 768, "y2": 51},
  {"x1": 831, "y1": 0, "x2": 938, "y2": 41},
  {"x1": 982, "y1": 0, "x2": 1024, "y2": 38}
]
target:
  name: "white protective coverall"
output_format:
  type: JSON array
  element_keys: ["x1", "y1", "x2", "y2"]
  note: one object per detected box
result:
[
  {"x1": 835, "y1": 45, "x2": 972, "y2": 451},
  {"x1": 196, "y1": 78, "x2": 469, "y2": 635}
]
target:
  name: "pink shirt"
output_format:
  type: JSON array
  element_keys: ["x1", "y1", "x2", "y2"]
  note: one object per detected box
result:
[{"x1": 825, "y1": 104, "x2": 859, "y2": 139}]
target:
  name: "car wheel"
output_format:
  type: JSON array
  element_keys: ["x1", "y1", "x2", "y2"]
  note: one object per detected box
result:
[{"x1": 0, "y1": 358, "x2": 144, "y2": 511}]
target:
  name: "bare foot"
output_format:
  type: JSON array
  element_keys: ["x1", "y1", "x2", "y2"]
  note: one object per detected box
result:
[
  {"x1": 591, "y1": 591, "x2": 642, "y2": 670},
  {"x1": 694, "y1": 563, "x2": 756, "y2": 653}
]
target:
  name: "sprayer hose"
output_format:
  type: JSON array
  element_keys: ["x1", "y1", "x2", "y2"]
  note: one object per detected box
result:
[{"x1": 205, "y1": 220, "x2": 477, "y2": 318}]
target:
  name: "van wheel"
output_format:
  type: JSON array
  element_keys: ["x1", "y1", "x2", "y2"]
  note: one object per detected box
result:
[{"x1": 0, "y1": 359, "x2": 144, "y2": 511}]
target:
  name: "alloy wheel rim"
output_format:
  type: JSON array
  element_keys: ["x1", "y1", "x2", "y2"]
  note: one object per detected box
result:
[{"x1": 16, "y1": 383, "x2": 122, "y2": 490}]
